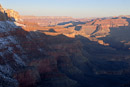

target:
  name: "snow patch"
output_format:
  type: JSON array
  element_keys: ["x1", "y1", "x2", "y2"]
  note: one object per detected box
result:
[
  {"x1": 0, "y1": 64, "x2": 13, "y2": 75},
  {"x1": 14, "y1": 22, "x2": 26, "y2": 27},
  {"x1": 7, "y1": 36, "x2": 18, "y2": 44},
  {"x1": 0, "y1": 72, "x2": 18, "y2": 87},
  {"x1": 38, "y1": 48, "x2": 43, "y2": 52},
  {"x1": 13, "y1": 53, "x2": 25, "y2": 66}
]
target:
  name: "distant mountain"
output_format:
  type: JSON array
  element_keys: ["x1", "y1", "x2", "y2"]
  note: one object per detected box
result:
[
  {"x1": 21, "y1": 16, "x2": 91, "y2": 26},
  {"x1": 23, "y1": 15, "x2": 130, "y2": 49}
]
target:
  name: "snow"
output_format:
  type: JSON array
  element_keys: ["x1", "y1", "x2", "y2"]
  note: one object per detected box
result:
[
  {"x1": 0, "y1": 36, "x2": 17, "y2": 49},
  {"x1": 26, "y1": 35, "x2": 32, "y2": 40},
  {"x1": 0, "y1": 64, "x2": 13, "y2": 75},
  {"x1": 14, "y1": 22, "x2": 26, "y2": 27},
  {"x1": 13, "y1": 53, "x2": 25, "y2": 66},
  {"x1": 0, "y1": 20, "x2": 27, "y2": 86},
  {"x1": 7, "y1": 36, "x2": 18, "y2": 44},
  {"x1": 38, "y1": 48, "x2": 43, "y2": 52},
  {"x1": 0, "y1": 37, "x2": 9, "y2": 45},
  {"x1": 0, "y1": 21, "x2": 7, "y2": 32},
  {"x1": 6, "y1": 21, "x2": 18, "y2": 28},
  {"x1": 0, "y1": 21, "x2": 15, "y2": 32},
  {"x1": 0, "y1": 72, "x2": 18, "y2": 87},
  {"x1": 0, "y1": 21, "x2": 23, "y2": 33},
  {"x1": 0, "y1": 21, "x2": 26, "y2": 66},
  {"x1": 8, "y1": 47, "x2": 13, "y2": 52},
  {"x1": 16, "y1": 45, "x2": 23, "y2": 51}
]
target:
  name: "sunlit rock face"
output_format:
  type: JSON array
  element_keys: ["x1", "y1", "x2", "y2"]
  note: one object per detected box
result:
[
  {"x1": 21, "y1": 16, "x2": 91, "y2": 26},
  {"x1": 5, "y1": 9, "x2": 20, "y2": 21},
  {"x1": 21, "y1": 16, "x2": 76, "y2": 26},
  {"x1": 0, "y1": 4, "x2": 20, "y2": 21}
]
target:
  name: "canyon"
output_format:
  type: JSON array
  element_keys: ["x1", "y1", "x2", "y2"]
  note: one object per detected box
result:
[
  {"x1": 21, "y1": 16, "x2": 91, "y2": 26},
  {"x1": 0, "y1": 4, "x2": 130, "y2": 87}
]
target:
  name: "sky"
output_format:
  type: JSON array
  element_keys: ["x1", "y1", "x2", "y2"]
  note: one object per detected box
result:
[{"x1": 0, "y1": 0, "x2": 130, "y2": 18}]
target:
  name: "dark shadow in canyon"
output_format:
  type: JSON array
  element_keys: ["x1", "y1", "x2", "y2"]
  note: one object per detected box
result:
[
  {"x1": 99, "y1": 23, "x2": 130, "y2": 51},
  {"x1": 28, "y1": 17, "x2": 130, "y2": 87},
  {"x1": 75, "y1": 26, "x2": 82, "y2": 31},
  {"x1": 48, "y1": 28, "x2": 56, "y2": 32},
  {"x1": 58, "y1": 21, "x2": 85, "y2": 26},
  {"x1": 30, "y1": 30, "x2": 130, "y2": 87},
  {"x1": 91, "y1": 24, "x2": 102, "y2": 35},
  {"x1": 1, "y1": 13, "x2": 130, "y2": 87},
  {"x1": 123, "y1": 17, "x2": 130, "y2": 24}
]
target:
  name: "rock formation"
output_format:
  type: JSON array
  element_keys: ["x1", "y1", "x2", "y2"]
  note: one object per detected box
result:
[
  {"x1": 0, "y1": 4, "x2": 20, "y2": 21},
  {"x1": 21, "y1": 16, "x2": 91, "y2": 26},
  {"x1": 5, "y1": 9, "x2": 20, "y2": 21}
]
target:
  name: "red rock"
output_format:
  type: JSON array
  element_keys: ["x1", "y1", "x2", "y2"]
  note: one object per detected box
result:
[{"x1": 14, "y1": 67, "x2": 40, "y2": 87}]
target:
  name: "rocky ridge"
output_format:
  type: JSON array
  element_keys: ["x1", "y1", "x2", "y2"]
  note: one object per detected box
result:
[
  {"x1": 21, "y1": 16, "x2": 91, "y2": 26},
  {"x1": 0, "y1": 4, "x2": 20, "y2": 21}
]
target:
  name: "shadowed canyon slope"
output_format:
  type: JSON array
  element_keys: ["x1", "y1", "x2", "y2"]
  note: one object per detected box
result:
[{"x1": 0, "y1": 4, "x2": 130, "y2": 87}]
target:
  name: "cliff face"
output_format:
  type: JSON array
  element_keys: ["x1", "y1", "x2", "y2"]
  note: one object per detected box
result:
[
  {"x1": 5, "y1": 9, "x2": 20, "y2": 21},
  {"x1": 0, "y1": 5, "x2": 84, "y2": 87},
  {"x1": 0, "y1": 4, "x2": 20, "y2": 21},
  {"x1": 0, "y1": 4, "x2": 7, "y2": 21}
]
